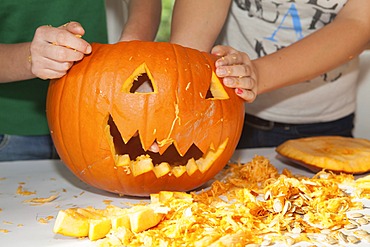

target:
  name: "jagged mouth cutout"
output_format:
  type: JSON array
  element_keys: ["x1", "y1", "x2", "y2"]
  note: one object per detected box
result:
[{"x1": 105, "y1": 63, "x2": 229, "y2": 178}]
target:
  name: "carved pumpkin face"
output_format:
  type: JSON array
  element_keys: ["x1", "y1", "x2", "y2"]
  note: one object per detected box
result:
[{"x1": 46, "y1": 41, "x2": 245, "y2": 196}]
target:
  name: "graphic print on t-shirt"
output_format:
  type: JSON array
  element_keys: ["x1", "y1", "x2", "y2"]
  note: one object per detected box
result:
[{"x1": 233, "y1": 0, "x2": 347, "y2": 83}]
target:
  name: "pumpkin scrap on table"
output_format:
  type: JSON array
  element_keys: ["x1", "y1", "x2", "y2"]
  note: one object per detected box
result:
[
  {"x1": 53, "y1": 156, "x2": 370, "y2": 246},
  {"x1": 46, "y1": 41, "x2": 245, "y2": 197},
  {"x1": 276, "y1": 136, "x2": 370, "y2": 174}
]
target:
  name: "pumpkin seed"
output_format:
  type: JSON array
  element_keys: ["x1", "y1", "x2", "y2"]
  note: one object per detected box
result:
[
  {"x1": 348, "y1": 219, "x2": 361, "y2": 226},
  {"x1": 353, "y1": 229, "x2": 370, "y2": 237},
  {"x1": 337, "y1": 232, "x2": 348, "y2": 243},
  {"x1": 282, "y1": 201, "x2": 291, "y2": 215},
  {"x1": 325, "y1": 235, "x2": 338, "y2": 245},
  {"x1": 299, "y1": 192, "x2": 313, "y2": 201},
  {"x1": 291, "y1": 226, "x2": 301, "y2": 234},
  {"x1": 349, "y1": 213, "x2": 365, "y2": 218},
  {"x1": 344, "y1": 223, "x2": 358, "y2": 230},
  {"x1": 321, "y1": 229, "x2": 331, "y2": 235},
  {"x1": 264, "y1": 190, "x2": 272, "y2": 201},
  {"x1": 301, "y1": 179, "x2": 317, "y2": 186},
  {"x1": 261, "y1": 239, "x2": 272, "y2": 246},
  {"x1": 284, "y1": 236, "x2": 295, "y2": 246},
  {"x1": 364, "y1": 235, "x2": 370, "y2": 242},
  {"x1": 347, "y1": 235, "x2": 361, "y2": 244},
  {"x1": 356, "y1": 217, "x2": 369, "y2": 225},
  {"x1": 273, "y1": 198, "x2": 283, "y2": 213},
  {"x1": 289, "y1": 194, "x2": 299, "y2": 200},
  {"x1": 330, "y1": 225, "x2": 342, "y2": 231}
]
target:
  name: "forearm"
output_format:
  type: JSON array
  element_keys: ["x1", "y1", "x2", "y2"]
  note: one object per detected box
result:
[
  {"x1": 0, "y1": 43, "x2": 35, "y2": 83},
  {"x1": 256, "y1": 8, "x2": 370, "y2": 94},
  {"x1": 170, "y1": 0, "x2": 231, "y2": 52},
  {"x1": 120, "y1": 0, "x2": 162, "y2": 41}
]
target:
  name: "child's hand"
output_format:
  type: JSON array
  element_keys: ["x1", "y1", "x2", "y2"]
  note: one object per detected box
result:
[
  {"x1": 29, "y1": 21, "x2": 92, "y2": 79},
  {"x1": 212, "y1": 45, "x2": 258, "y2": 102}
]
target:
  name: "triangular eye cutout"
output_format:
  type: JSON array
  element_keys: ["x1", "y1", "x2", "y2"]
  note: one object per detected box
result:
[
  {"x1": 205, "y1": 71, "x2": 229, "y2": 100},
  {"x1": 121, "y1": 63, "x2": 157, "y2": 94}
]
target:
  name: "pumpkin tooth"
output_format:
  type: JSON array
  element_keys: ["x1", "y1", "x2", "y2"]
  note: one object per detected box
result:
[
  {"x1": 186, "y1": 158, "x2": 198, "y2": 176},
  {"x1": 129, "y1": 155, "x2": 154, "y2": 176},
  {"x1": 196, "y1": 138, "x2": 228, "y2": 173},
  {"x1": 171, "y1": 165, "x2": 187, "y2": 178},
  {"x1": 115, "y1": 154, "x2": 130, "y2": 167},
  {"x1": 153, "y1": 162, "x2": 171, "y2": 178}
]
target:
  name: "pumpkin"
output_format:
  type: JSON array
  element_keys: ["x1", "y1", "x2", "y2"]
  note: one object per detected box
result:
[{"x1": 46, "y1": 41, "x2": 245, "y2": 196}]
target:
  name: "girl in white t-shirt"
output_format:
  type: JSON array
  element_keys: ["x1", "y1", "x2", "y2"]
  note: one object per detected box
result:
[{"x1": 170, "y1": 0, "x2": 370, "y2": 147}]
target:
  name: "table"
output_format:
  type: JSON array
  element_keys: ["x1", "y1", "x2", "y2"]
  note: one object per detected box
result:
[{"x1": 0, "y1": 148, "x2": 369, "y2": 247}]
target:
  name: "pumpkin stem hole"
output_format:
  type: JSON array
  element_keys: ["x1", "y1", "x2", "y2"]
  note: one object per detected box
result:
[{"x1": 130, "y1": 73, "x2": 154, "y2": 93}]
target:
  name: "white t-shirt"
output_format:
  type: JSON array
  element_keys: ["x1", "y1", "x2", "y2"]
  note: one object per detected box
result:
[{"x1": 217, "y1": 0, "x2": 359, "y2": 124}]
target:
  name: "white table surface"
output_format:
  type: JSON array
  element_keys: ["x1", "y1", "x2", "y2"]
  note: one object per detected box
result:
[{"x1": 0, "y1": 148, "x2": 369, "y2": 247}]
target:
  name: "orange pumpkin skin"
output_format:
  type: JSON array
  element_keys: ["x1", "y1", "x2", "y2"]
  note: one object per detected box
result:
[{"x1": 46, "y1": 41, "x2": 245, "y2": 196}]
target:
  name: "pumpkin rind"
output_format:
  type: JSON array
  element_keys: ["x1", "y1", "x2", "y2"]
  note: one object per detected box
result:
[{"x1": 46, "y1": 41, "x2": 245, "y2": 196}]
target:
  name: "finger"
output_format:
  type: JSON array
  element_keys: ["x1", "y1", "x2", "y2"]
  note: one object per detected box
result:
[
  {"x1": 36, "y1": 25, "x2": 91, "y2": 54},
  {"x1": 235, "y1": 88, "x2": 256, "y2": 103},
  {"x1": 216, "y1": 64, "x2": 252, "y2": 78},
  {"x1": 216, "y1": 52, "x2": 247, "y2": 67},
  {"x1": 211, "y1": 45, "x2": 237, "y2": 57},
  {"x1": 44, "y1": 44, "x2": 85, "y2": 62},
  {"x1": 223, "y1": 77, "x2": 255, "y2": 91},
  {"x1": 33, "y1": 68, "x2": 69, "y2": 80},
  {"x1": 53, "y1": 29, "x2": 91, "y2": 54},
  {"x1": 60, "y1": 21, "x2": 85, "y2": 37},
  {"x1": 31, "y1": 56, "x2": 73, "y2": 79}
]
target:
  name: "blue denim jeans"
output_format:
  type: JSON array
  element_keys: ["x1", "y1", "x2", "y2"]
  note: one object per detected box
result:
[
  {"x1": 236, "y1": 113, "x2": 355, "y2": 149},
  {"x1": 0, "y1": 134, "x2": 59, "y2": 161}
]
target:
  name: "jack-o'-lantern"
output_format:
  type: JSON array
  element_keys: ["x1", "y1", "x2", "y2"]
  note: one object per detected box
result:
[{"x1": 46, "y1": 41, "x2": 245, "y2": 196}]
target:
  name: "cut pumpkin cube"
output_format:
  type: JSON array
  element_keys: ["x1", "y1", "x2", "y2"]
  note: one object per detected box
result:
[
  {"x1": 89, "y1": 218, "x2": 112, "y2": 241},
  {"x1": 104, "y1": 205, "x2": 130, "y2": 230},
  {"x1": 53, "y1": 208, "x2": 89, "y2": 237},
  {"x1": 150, "y1": 191, "x2": 193, "y2": 204},
  {"x1": 127, "y1": 205, "x2": 163, "y2": 233},
  {"x1": 54, "y1": 204, "x2": 164, "y2": 241}
]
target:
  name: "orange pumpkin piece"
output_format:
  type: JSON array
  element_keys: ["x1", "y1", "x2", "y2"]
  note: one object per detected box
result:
[
  {"x1": 276, "y1": 136, "x2": 370, "y2": 174},
  {"x1": 46, "y1": 41, "x2": 245, "y2": 196}
]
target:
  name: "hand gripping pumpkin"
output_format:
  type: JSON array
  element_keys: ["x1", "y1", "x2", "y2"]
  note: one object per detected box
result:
[{"x1": 46, "y1": 41, "x2": 245, "y2": 196}]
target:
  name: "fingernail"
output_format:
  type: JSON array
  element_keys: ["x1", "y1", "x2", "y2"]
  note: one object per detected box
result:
[
  {"x1": 236, "y1": 88, "x2": 243, "y2": 95},
  {"x1": 216, "y1": 68, "x2": 227, "y2": 76},
  {"x1": 215, "y1": 58, "x2": 226, "y2": 67},
  {"x1": 223, "y1": 78, "x2": 232, "y2": 86},
  {"x1": 86, "y1": 45, "x2": 92, "y2": 54}
]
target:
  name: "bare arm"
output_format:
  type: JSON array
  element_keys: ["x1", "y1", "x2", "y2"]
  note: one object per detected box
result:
[
  {"x1": 119, "y1": 0, "x2": 162, "y2": 42},
  {"x1": 255, "y1": 0, "x2": 370, "y2": 94},
  {"x1": 0, "y1": 22, "x2": 92, "y2": 82},
  {"x1": 0, "y1": 42, "x2": 33, "y2": 83},
  {"x1": 213, "y1": 0, "x2": 370, "y2": 101},
  {"x1": 170, "y1": 0, "x2": 231, "y2": 52}
]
